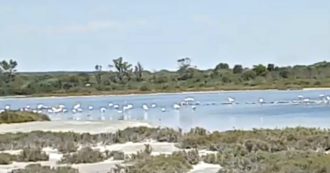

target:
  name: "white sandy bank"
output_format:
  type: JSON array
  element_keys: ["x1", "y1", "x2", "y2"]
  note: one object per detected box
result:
[{"x1": 0, "y1": 120, "x2": 152, "y2": 134}]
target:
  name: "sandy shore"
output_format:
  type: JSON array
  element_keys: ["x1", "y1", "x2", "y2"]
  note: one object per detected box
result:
[
  {"x1": 0, "y1": 120, "x2": 152, "y2": 134},
  {"x1": 302, "y1": 87, "x2": 330, "y2": 91}
]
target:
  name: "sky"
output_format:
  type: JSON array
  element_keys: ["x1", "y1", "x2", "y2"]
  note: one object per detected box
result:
[{"x1": 0, "y1": 0, "x2": 329, "y2": 72}]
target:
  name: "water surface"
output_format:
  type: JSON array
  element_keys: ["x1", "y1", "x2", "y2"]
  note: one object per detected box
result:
[{"x1": 1, "y1": 90, "x2": 330, "y2": 131}]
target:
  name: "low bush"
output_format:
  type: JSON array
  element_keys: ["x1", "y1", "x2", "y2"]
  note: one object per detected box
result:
[
  {"x1": 17, "y1": 147, "x2": 49, "y2": 162},
  {"x1": 58, "y1": 141, "x2": 78, "y2": 154},
  {"x1": 173, "y1": 150, "x2": 200, "y2": 165},
  {"x1": 108, "y1": 151, "x2": 125, "y2": 160},
  {"x1": 0, "y1": 111, "x2": 50, "y2": 124},
  {"x1": 126, "y1": 155, "x2": 192, "y2": 173},
  {"x1": 11, "y1": 164, "x2": 79, "y2": 173},
  {"x1": 61, "y1": 147, "x2": 106, "y2": 164},
  {"x1": 0, "y1": 153, "x2": 16, "y2": 165}
]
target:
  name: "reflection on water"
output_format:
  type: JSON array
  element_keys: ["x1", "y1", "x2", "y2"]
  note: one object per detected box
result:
[{"x1": 1, "y1": 90, "x2": 330, "y2": 131}]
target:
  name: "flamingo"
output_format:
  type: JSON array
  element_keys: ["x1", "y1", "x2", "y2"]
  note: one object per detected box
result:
[
  {"x1": 184, "y1": 97, "x2": 195, "y2": 105},
  {"x1": 303, "y1": 98, "x2": 311, "y2": 104},
  {"x1": 100, "y1": 107, "x2": 107, "y2": 113},
  {"x1": 52, "y1": 106, "x2": 63, "y2": 113},
  {"x1": 37, "y1": 104, "x2": 47, "y2": 110},
  {"x1": 123, "y1": 104, "x2": 133, "y2": 111},
  {"x1": 184, "y1": 97, "x2": 195, "y2": 102},
  {"x1": 173, "y1": 104, "x2": 181, "y2": 110},
  {"x1": 228, "y1": 97, "x2": 235, "y2": 104},
  {"x1": 326, "y1": 96, "x2": 330, "y2": 104},
  {"x1": 113, "y1": 104, "x2": 120, "y2": 109},
  {"x1": 142, "y1": 104, "x2": 149, "y2": 111},
  {"x1": 73, "y1": 104, "x2": 81, "y2": 110},
  {"x1": 258, "y1": 98, "x2": 265, "y2": 104},
  {"x1": 4, "y1": 105, "x2": 10, "y2": 110}
]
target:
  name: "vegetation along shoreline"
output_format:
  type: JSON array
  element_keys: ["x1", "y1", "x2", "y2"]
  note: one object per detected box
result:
[{"x1": 1, "y1": 58, "x2": 330, "y2": 97}]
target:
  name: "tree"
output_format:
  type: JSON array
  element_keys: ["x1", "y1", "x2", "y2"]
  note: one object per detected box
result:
[
  {"x1": 0, "y1": 59, "x2": 18, "y2": 84},
  {"x1": 267, "y1": 64, "x2": 275, "y2": 71},
  {"x1": 233, "y1": 65, "x2": 243, "y2": 74},
  {"x1": 94, "y1": 65, "x2": 103, "y2": 86},
  {"x1": 253, "y1": 64, "x2": 267, "y2": 76},
  {"x1": 215, "y1": 63, "x2": 229, "y2": 71},
  {"x1": 177, "y1": 57, "x2": 191, "y2": 72},
  {"x1": 279, "y1": 69, "x2": 290, "y2": 78},
  {"x1": 113, "y1": 57, "x2": 132, "y2": 82},
  {"x1": 242, "y1": 70, "x2": 257, "y2": 80},
  {"x1": 177, "y1": 58, "x2": 196, "y2": 80},
  {"x1": 134, "y1": 62, "x2": 144, "y2": 81}
]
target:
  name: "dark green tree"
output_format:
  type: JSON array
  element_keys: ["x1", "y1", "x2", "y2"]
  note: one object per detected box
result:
[
  {"x1": 233, "y1": 65, "x2": 243, "y2": 74},
  {"x1": 177, "y1": 57, "x2": 191, "y2": 72},
  {"x1": 242, "y1": 70, "x2": 257, "y2": 80},
  {"x1": 94, "y1": 65, "x2": 103, "y2": 86},
  {"x1": 215, "y1": 63, "x2": 229, "y2": 71},
  {"x1": 0, "y1": 59, "x2": 18, "y2": 84},
  {"x1": 134, "y1": 62, "x2": 144, "y2": 81},
  {"x1": 267, "y1": 64, "x2": 275, "y2": 71},
  {"x1": 113, "y1": 57, "x2": 133, "y2": 82},
  {"x1": 253, "y1": 64, "x2": 267, "y2": 76}
]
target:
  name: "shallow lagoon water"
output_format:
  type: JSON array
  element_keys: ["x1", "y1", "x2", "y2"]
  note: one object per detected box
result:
[{"x1": 1, "y1": 90, "x2": 330, "y2": 131}]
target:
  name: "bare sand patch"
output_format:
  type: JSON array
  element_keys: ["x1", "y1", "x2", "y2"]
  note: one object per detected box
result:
[
  {"x1": 0, "y1": 120, "x2": 152, "y2": 134},
  {"x1": 93, "y1": 141, "x2": 180, "y2": 155},
  {"x1": 189, "y1": 162, "x2": 222, "y2": 173}
]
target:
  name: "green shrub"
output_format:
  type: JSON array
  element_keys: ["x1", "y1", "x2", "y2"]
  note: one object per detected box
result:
[
  {"x1": 126, "y1": 155, "x2": 192, "y2": 173},
  {"x1": 0, "y1": 111, "x2": 50, "y2": 124},
  {"x1": 0, "y1": 153, "x2": 16, "y2": 165},
  {"x1": 58, "y1": 141, "x2": 78, "y2": 154},
  {"x1": 61, "y1": 147, "x2": 106, "y2": 164},
  {"x1": 11, "y1": 164, "x2": 78, "y2": 173},
  {"x1": 108, "y1": 151, "x2": 125, "y2": 160},
  {"x1": 139, "y1": 84, "x2": 151, "y2": 91},
  {"x1": 173, "y1": 150, "x2": 200, "y2": 165},
  {"x1": 17, "y1": 147, "x2": 49, "y2": 162}
]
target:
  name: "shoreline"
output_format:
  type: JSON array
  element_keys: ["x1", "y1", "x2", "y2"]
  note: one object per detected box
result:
[
  {"x1": 0, "y1": 87, "x2": 330, "y2": 100},
  {"x1": 1, "y1": 87, "x2": 330, "y2": 100}
]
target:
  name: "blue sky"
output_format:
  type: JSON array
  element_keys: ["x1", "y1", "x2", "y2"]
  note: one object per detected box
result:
[{"x1": 0, "y1": 0, "x2": 329, "y2": 72}]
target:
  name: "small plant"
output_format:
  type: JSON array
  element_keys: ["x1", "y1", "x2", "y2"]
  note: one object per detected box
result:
[
  {"x1": 0, "y1": 111, "x2": 50, "y2": 124},
  {"x1": 61, "y1": 147, "x2": 106, "y2": 164},
  {"x1": 0, "y1": 153, "x2": 16, "y2": 165},
  {"x1": 58, "y1": 141, "x2": 78, "y2": 154},
  {"x1": 11, "y1": 164, "x2": 79, "y2": 173},
  {"x1": 17, "y1": 147, "x2": 49, "y2": 162},
  {"x1": 109, "y1": 151, "x2": 125, "y2": 160}
]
